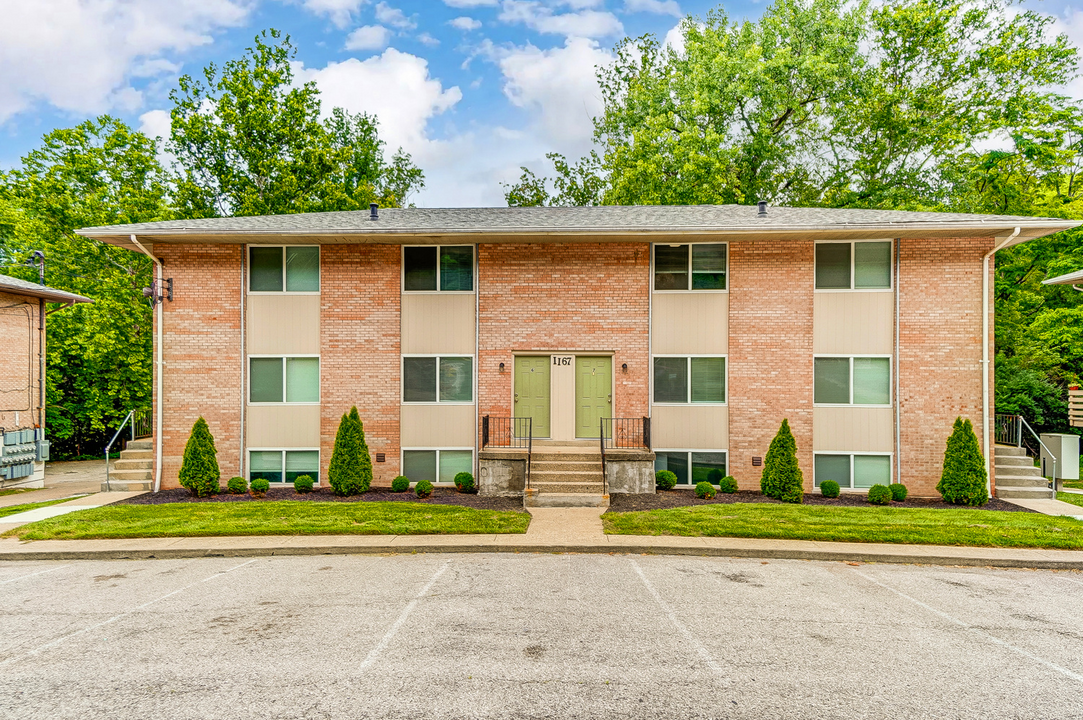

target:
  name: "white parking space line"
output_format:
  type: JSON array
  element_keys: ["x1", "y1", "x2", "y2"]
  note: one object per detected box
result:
[
  {"x1": 630, "y1": 559, "x2": 722, "y2": 674},
  {"x1": 0, "y1": 559, "x2": 258, "y2": 667},
  {"x1": 358, "y1": 560, "x2": 452, "y2": 674},
  {"x1": 854, "y1": 570, "x2": 1083, "y2": 684},
  {"x1": 0, "y1": 565, "x2": 69, "y2": 585}
]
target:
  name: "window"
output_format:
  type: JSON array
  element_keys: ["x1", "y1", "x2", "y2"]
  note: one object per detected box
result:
[
  {"x1": 249, "y1": 357, "x2": 320, "y2": 403},
  {"x1": 653, "y1": 243, "x2": 727, "y2": 291},
  {"x1": 249, "y1": 449, "x2": 320, "y2": 485},
  {"x1": 654, "y1": 451, "x2": 728, "y2": 486},
  {"x1": 815, "y1": 241, "x2": 891, "y2": 290},
  {"x1": 653, "y1": 357, "x2": 726, "y2": 403},
  {"x1": 403, "y1": 356, "x2": 473, "y2": 403},
  {"x1": 402, "y1": 449, "x2": 474, "y2": 483},
  {"x1": 403, "y1": 246, "x2": 474, "y2": 292},
  {"x1": 249, "y1": 246, "x2": 320, "y2": 292},
  {"x1": 814, "y1": 357, "x2": 890, "y2": 405},
  {"x1": 814, "y1": 453, "x2": 891, "y2": 489}
]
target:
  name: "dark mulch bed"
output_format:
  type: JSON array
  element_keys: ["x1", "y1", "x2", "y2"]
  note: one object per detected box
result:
[
  {"x1": 119, "y1": 486, "x2": 525, "y2": 512},
  {"x1": 609, "y1": 489, "x2": 1035, "y2": 513}
]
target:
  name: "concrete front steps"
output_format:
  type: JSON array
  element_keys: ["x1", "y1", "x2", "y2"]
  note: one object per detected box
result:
[
  {"x1": 994, "y1": 445, "x2": 1052, "y2": 500},
  {"x1": 525, "y1": 442, "x2": 608, "y2": 508},
  {"x1": 103, "y1": 438, "x2": 154, "y2": 492}
]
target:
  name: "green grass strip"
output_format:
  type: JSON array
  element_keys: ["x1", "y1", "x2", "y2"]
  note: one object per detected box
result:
[
  {"x1": 0, "y1": 488, "x2": 42, "y2": 499},
  {"x1": 0, "y1": 496, "x2": 85, "y2": 520},
  {"x1": 4, "y1": 501, "x2": 530, "y2": 540},
  {"x1": 602, "y1": 503, "x2": 1083, "y2": 550},
  {"x1": 1057, "y1": 492, "x2": 1083, "y2": 509}
]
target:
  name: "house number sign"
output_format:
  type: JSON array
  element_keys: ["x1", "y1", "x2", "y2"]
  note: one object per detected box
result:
[{"x1": 552, "y1": 355, "x2": 573, "y2": 366}]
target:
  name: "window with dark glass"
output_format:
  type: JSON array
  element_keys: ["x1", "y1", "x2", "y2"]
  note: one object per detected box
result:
[
  {"x1": 814, "y1": 357, "x2": 890, "y2": 405},
  {"x1": 815, "y1": 241, "x2": 891, "y2": 290},
  {"x1": 249, "y1": 357, "x2": 319, "y2": 403},
  {"x1": 653, "y1": 357, "x2": 726, "y2": 403},
  {"x1": 815, "y1": 453, "x2": 891, "y2": 489},
  {"x1": 249, "y1": 246, "x2": 320, "y2": 292},
  {"x1": 404, "y1": 246, "x2": 474, "y2": 291},
  {"x1": 403, "y1": 356, "x2": 473, "y2": 403},
  {"x1": 653, "y1": 243, "x2": 727, "y2": 290},
  {"x1": 655, "y1": 451, "x2": 728, "y2": 486},
  {"x1": 250, "y1": 450, "x2": 320, "y2": 485}
]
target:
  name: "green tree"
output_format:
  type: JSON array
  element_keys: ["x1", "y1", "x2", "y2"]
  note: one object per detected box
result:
[
  {"x1": 328, "y1": 411, "x2": 364, "y2": 496},
  {"x1": 168, "y1": 29, "x2": 424, "y2": 218},
  {"x1": 760, "y1": 419, "x2": 804, "y2": 503},
  {"x1": 349, "y1": 405, "x2": 373, "y2": 493},
  {"x1": 937, "y1": 417, "x2": 989, "y2": 506},
  {"x1": 179, "y1": 417, "x2": 220, "y2": 497}
]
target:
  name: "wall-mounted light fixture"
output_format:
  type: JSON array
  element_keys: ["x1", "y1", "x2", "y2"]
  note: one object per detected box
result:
[
  {"x1": 499, "y1": 362, "x2": 505, "y2": 372},
  {"x1": 621, "y1": 363, "x2": 628, "y2": 373}
]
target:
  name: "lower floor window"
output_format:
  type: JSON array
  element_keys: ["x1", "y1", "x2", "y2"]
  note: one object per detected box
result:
[
  {"x1": 814, "y1": 453, "x2": 891, "y2": 489},
  {"x1": 654, "y1": 450, "x2": 727, "y2": 485},
  {"x1": 249, "y1": 449, "x2": 320, "y2": 484},
  {"x1": 402, "y1": 449, "x2": 473, "y2": 483}
]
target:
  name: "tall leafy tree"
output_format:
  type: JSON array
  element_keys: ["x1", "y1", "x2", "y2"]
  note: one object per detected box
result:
[{"x1": 169, "y1": 29, "x2": 424, "y2": 218}]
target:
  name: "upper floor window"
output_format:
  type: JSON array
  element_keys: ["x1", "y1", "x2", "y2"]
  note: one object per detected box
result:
[
  {"x1": 814, "y1": 356, "x2": 890, "y2": 405},
  {"x1": 249, "y1": 246, "x2": 320, "y2": 292},
  {"x1": 815, "y1": 241, "x2": 891, "y2": 290},
  {"x1": 403, "y1": 356, "x2": 473, "y2": 403},
  {"x1": 653, "y1": 356, "x2": 727, "y2": 404},
  {"x1": 654, "y1": 243, "x2": 727, "y2": 291},
  {"x1": 250, "y1": 356, "x2": 320, "y2": 403},
  {"x1": 404, "y1": 246, "x2": 474, "y2": 292}
]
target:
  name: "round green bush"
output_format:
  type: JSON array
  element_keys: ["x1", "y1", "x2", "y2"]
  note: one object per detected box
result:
[
  {"x1": 695, "y1": 481, "x2": 717, "y2": 499},
  {"x1": 819, "y1": 480, "x2": 840, "y2": 498},
  {"x1": 226, "y1": 476, "x2": 247, "y2": 494},
  {"x1": 889, "y1": 483, "x2": 908, "y2": 502},
  {"x1": 706, "y1": 468, "x2": 724, "y2": 485},
  {"x1": 294, "y1": 474, "x2": 314, "y2": 494},
  {"x1": 454, "y1": 471, "x2": 476, "y2": 494},
  {"x1": 867, "y1": 484, "x2": 892, "y2": 505},
  {"x1": 391, "y1": 476, "x2": 410, "y2": 493},
  {"x1": 250, "y1": 477, "x2": 270, "y2": 498},
  {"x1": 718, "y1": 476, "x2": 738, "y2": 494},
  {"x1": 415, "y1": 479, "x2": 434, "y2": 499},
  {"x1": 655, "y1": 470, "x2": 677, "y2": 491}
]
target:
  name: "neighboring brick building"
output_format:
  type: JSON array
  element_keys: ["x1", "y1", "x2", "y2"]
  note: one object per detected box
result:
[
  {"x1": 0, "y1": 274, "x2": 91, "y2": 488},
  {"x1": 76, "y1": 206, "x2": 1077, "y2": 500}
]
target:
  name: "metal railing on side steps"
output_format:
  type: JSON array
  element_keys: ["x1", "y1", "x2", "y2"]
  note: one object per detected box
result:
[
  {"x1": 481, "y1": 416, "x2": 534, "y2": 490},
  {"x1": 600, "y1": 417, "x2": 652, "y2": 498},
  {"x1": 104, "y1": 408, "x2": 152, "y2": 492},
  {"x1": 994, "y1": 413, "x2": 1058, "y2": 499}
]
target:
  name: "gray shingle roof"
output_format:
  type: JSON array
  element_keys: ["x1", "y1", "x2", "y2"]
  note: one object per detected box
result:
[{"x1": 0, "y1": 274, "x2": 93, "y2": 304}]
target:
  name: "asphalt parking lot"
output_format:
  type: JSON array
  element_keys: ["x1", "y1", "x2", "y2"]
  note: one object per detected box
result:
[{"x1": 1, "y1": 553, "x2": 1081, "y2": 719}]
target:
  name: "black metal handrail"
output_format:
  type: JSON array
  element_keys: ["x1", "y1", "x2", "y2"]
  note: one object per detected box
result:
[
  {"x1": 600, "y1": 417, "x2": 652, "y2": 450},
  {"x1": 132, "y1": 407, "x2": 152, "y2": 439},
  {"x1": 482, "y1": 416, "x2": 534, "y2": 490}
]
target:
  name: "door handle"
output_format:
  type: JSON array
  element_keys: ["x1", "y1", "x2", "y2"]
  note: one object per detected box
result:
[
  {"x1": 607, "y1": 394, "x2": 612, "y2": 403},
  {"x1": 514, "y1": 393, "x2": 519, "y2": 403}
]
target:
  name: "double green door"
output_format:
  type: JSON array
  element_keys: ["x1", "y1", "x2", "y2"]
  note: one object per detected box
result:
[
  {"x1": 575, "y1": 356, "x2": 611, "y2": 439},
  {"x1": 513, "y1": 355, "x2": 612, "y2": 439}
]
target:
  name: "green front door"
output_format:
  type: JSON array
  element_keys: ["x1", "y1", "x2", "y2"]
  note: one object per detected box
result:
[
  {"x1": 575, "y1": 356, "x2": 612, "y2": 439},
  {"x1": 514, "y1": 356, "x2": 550, "y2": 438}
]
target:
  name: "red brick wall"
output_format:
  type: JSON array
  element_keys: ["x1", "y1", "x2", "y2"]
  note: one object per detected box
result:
[
  {"x1": 728, "y1": 240, "x2": 816, "y2": 490},
  {"x1": 320, "y1": 245, "x2": 401, "y2": 486},
  {"x1": 477, "y1": 242, "x2": 651, "y2": 423},
  {"x1": 0, "y1": 291, "x2": 39, "y2": 430},
  {"x1": 157, "y1": 245, "x2": 243, "y2": 488},
  {"x1": 899, "y1": 237, "x2": 994, "y2": 497}
]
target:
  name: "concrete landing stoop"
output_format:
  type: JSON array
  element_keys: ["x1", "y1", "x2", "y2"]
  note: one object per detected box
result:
[
  {"x1": 994, "y1": 445, "x2": 1053, "y2": 500},
  {"x1": 103, "y1": 438, "x2": 154, "y2": 492}
]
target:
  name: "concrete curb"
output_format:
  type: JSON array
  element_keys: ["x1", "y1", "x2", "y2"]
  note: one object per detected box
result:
[{"x1": 2, "y1": 539, "x2": 1082, "y2": 569}]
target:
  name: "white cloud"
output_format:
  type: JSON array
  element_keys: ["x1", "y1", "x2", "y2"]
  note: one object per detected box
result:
[
  {"x1": 450, "y1": 16, "x2": 483, "y2": 31},
  {"x1": 0, "y1": 0, "x2": 253, "y2": 125},
  {"x1": 624, "y1": 0, "x2": 681, "y2": 17},
  {"x1": 443, "y1": 0, "x2": 498, "y2": 7},
  {"x1": 139, "y1": 109, "x2": 172, "y2": 142},
  {"x1": 498, "y1": 0, "x2": 623, "y2": 38},
  {"x1": 300, "y1": 0, "x2": 367, "y2": 28},
  {"x1": 1050, "y1": 7, "x2": 1083, "y2": 101},
  {"x1": 374, "y1": 2, "x2": 417, "y2": 29},
  {"x1": 417, "y1": 32, "x2": 441, "y2": 46},
  {"x1": 344, "y1": 25, "x2": 392, "y2": 50}
]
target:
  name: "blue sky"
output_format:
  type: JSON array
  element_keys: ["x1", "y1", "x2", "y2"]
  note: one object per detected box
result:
[{"x1": 2, "y1": 0, "x2": 1081, "y2": 207}]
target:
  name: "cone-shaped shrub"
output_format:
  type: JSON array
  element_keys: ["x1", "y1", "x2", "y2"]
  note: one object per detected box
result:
[
  {"x1": 937, "y1": 417, "x2": 989, "y2": 506},
  {"x1": 179, "y1": 417, "x2": 220, "y2": 497},
  {"x1": 349, "y1": 406, "x2": 373, "y2": 493},
  {"x1": 328, "y1": 412, "x2": 364, "y2": 496},
  {"x1": 760, "y1": 419, "x2": 804, "y2": 503}
]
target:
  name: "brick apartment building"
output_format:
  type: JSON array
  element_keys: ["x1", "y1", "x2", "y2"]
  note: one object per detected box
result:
[{"x1": 76, "y1": 206, "x2": 1077, "y2": 502}]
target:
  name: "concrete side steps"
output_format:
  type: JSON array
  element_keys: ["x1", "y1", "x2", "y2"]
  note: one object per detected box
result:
[
  {"x1": 530, "y1": 452, "x2": 602, "y2": 463},
  {"x1": 532, "y1": 481, "x2": 605, "y2": 494},
  {"x1": 995, "y1": 474, "x2": 1050, "y2": 488},
  {"x1": 126, "y1": 439, "x2": 154, "y2": 452},
  {"x1": 119, "y1": 449, "x2": 154, "y2": 460},
  {"x1": 114, "y1": 459, "x2": 153, "y2": 470},
  {"x1": 996, "y1": 486, "x2": 1054, "y2": 499},
  {"x1": 531, "y1": 459, "x2": 602, "y2": 472},
  {"x1": 995, "y1": 455, "x2": 1038, "y2": 468},
  {"x1": 525, "y1": 492, "x2": 609, "y2": 508},
  {"x1": 102, "y1": 479, "x2": 153, "y2": 492},
  {"x1": 103, "y1": 437, "x2": 155, "y2": 491}
]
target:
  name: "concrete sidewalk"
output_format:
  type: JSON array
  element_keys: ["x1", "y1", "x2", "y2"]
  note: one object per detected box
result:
[
  {"x1": 1, "y1": 506, "x2": 1082, "y2": 569},
  {"x1": 1003, "y1": 496, "x2": 1083, "y2": 520}
]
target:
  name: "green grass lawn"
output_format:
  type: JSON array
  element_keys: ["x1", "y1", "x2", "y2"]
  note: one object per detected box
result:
[
  {"x1": 0, "y1": 497, "x2": 84, "y2": 520},
  {"x1": 1057, "y1": 492, "x2": 1083, "y2": 509},
  {"x1": 603, "y1": 503, "x2": 1083, "y2": 549},
  {"x1": 4, "y1": 501, "x2": 530, "y2": 540},
  {"x1": 1063, "y1": 481, "x2": 1083, "y2": 491},
  {"x1": 0, "y1": 488, "x2": 41, "y2": 499}
]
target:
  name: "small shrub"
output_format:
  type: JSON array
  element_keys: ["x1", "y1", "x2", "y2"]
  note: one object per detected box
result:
[
  {"x1": 226, "y1": 476, "x2": 247, "y2": 494},
  {"x1": 250, "y1": 477, "x2": 270, "y2": 498},
  {"x1": 718, "y1": 475, "x2": 738, "y2": 494},
  {"x1": 294, "y1": 475, "x2": 314, "y2": 494},
  {"x1": 937, "y1": 417, "x2": 989, "y2": 506},
  {"x1": 706, "y1": 468, "x2": 724, "y2": 485},
  {"x1": 655, "y1": 470, "x2": 677, "y2": 491},
  {"x1": 889, "y1": 483, "x2": 908, "y2": 502},
  {"x1": 179, "y1": 417, "x2": 220, "y2": 497},
  {"x1": 415, "y1": 479, "x2": 434, "y2": 499},
  {"x1": 760, "y1": 419, "x2": 804, "y2": 504},
  {"x1": 867, "y1": 484, "x2": 892, "y2": 505},
  {"x1": 391, "y1": 476, "x2": 410, "y2": 493},
  {"x1": 454, "y1": 471, "x2": 476, "y2": 494},
  {"x1": 819, "y1": 480, "x2": 840, "y2": 498},
  {"x1": 328, "y1": 411, "x2": 365, "y2": 496},
  {"x1": 695, "y1": 481, "x2": 716, "y2": 499}
]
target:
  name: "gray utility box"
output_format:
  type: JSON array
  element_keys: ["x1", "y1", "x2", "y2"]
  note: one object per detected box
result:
[{"x1": 1039, "y1": 433, "x2": 1080, "y2": 480}]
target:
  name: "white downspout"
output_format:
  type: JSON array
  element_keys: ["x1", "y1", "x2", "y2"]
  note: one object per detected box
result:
[
  {"x1": 982, "y1": 227, "x2": 1020, "y2": 493},
  {"x1": 130, "y1": 234, "x2": 164, "y2": 493}
]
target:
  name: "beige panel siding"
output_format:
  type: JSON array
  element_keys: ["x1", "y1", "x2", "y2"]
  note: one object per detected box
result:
[
  {"x1": 651, "y1": 293, "x2": 728, "y2": 354},
  {"x1": 402, "y1": 294, "x2": 475, "y2": 354},
  {"x1": 550, "y1": 356, "x2": 576, "y2": 441},
  {"x1": 813, "y1": 292, "x2": 893, "y2": 354},
  {"x1": 651, "y1": 405, "x2": 729, "y2": 448},
  {"x1": 400, "y1": 404, "x2": 476, "y2": 447},
  {"x1": 247, "y1": 405, "x2": 321, "y2": 447},
  {"x1": 813, "y1": 406, "x2": 894, "y2": 452},
  {"x1": 248, "y1": 295, "x2": 320, "y2": 355}
]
